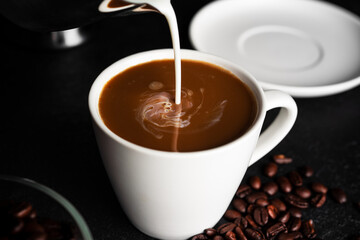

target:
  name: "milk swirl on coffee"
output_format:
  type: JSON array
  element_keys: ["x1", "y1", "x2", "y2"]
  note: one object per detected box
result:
[{"x1": 136, "y1": 86, "x2": 228, "y2": 139}]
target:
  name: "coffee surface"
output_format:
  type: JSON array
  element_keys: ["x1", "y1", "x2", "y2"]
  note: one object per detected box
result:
[
  {"x1": 107, "y1": 0, "x2": 130, "y2": 8},
  {"x1": 99, "y1": 59, "x2": 257, "y2": 152}
]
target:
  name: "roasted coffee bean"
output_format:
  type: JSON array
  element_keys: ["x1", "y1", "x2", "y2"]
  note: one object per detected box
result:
[
  {"x1": 255, "y1": 198, "x2": 269, "y2": 207},
  {"x1": 233, "y1": 198, "x2": 248, "y2": 213},
  {"x1": 278, "y1": 211, "x2": 291, "y2": 224},
  {"x1": 8, "y1": 201, "x2": 33, "y2": 218},
  {"x1": 247, "y1": 204, "x2": 256, "y2": 214},
  {"x1": 301, "y1": 219, "x2": 317, "y2": 239},
  {"x1": 40, "y1": 219, "x2": 70, "y2": 240},
  {"x1": 213, "y1": 235, "x2": 225, "y2": 240},
  {"x1": 253, "y1": 207, "x2": 269, "y2": 226},
  {"x1": 310, "y1": 193, "x2": 326, "y2": 208},
  {"x1": 204, "y1": 228, "x2": 217, "y2": 237},
  {"x1": 225, "y1": 231, "x2": 236, "y2": 240},
  {"x1": 294, "y1": 186, "x2": 312, "y2": 199},
  {"x1": 234, "y1": 220, "x2": 248, "y2": 232},
  {"x1": 234, "y1": 216, "x2": 248, "y2": 229},
  {"x1": 42, "y1": 219, "x2": 74, "y2": 240},
  {"x1": 10, "y1": 218, "x2": 24, "y2": 234},
  {"x1": 273, "y1": 154, "x2": 293, "y2": 164},
  {"x1": 266, "y1": 204, "x2": 279, "y2": 219},
  {"x1": 234, "y1": 226, "x2": 248, "y2": 240},
  {"x1": 288, "y1": 171, "x2": 303, "y2": 187},
  {"x1": 311, "y1": 182, "x2": 328, "y2": 194},
  {"x1": 330, "y1": 188, "x2": 347, "y2": 204},
  {"x1": 285, "y1": 193, "x2": 309, "y2": 209},
  {"x1": 217, "y1": 222, "x2": 236, "y2": 235},
  {"x1": 29, "y1": 209, "x2": 37, "y2": 219},
  {"x1": 278, "y1": 231, "x2": 303, "y2": 240},
  {"x1": 246, "y1": 192, "x2": 268, "y2": 204},
  {"x1": 39, "y1": 219, "x2": 61, "y2": 230},
  {"x1": 245, "y1": 228, "x2": 265, "y2": 240},
  {"x1": 299, "y1": 165, "x2": 314, "y2": 178},
  {"x1": 263, "y1": 162, "x2": 278, "y2": 178},
  {"x1": 192, "y1": 233, "x2": 209, "y2": 240},
  {"x1": 289, "y1": 207, "x2": 302, "y2": 218},
  {"x1": 236, "y1": 185, "x2": 253, "y2": 198},
  {"x1": 270, "y1": 198, "x2": 287, "y2": 212},
  {"x1": 1, "y1": 216, "x2": 22, "y2": 235},
  {"x1": 224, "y1": 209, "x2": 242, "y2": 221},
  {"x1": 249, "y1": 176, "x2": 262, "y2": 190},
  {"x1": 266, "y1": 222, "x2": 287, "y2": 239},
  {"x1": 20, "y1": 220, "x2": 47, "y2": 240},
  {"x1": 287, "y1": 217, "x2": 302, "y2": 232},
  {"x1": 245, "y1": 214, "x2": 261, "y2": 230},
  {"x1": 277, "y1": 176, "x2": 292, "y2": 193},
  {"x1": 262, "y1": 181, "x2": 279, "y2": 196}
]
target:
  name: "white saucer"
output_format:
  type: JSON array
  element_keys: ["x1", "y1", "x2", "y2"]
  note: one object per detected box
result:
[{"x1": 189, "y1": 0, "x2": 360, "y2": 97}]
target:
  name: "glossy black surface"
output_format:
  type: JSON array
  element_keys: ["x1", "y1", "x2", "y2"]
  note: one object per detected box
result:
[
  {"x1": 0, "y1": 0, "x2": 359, "y2": 239},
  {"x1": 0, "y1": 0, "x2": 138, "y2": 32}
]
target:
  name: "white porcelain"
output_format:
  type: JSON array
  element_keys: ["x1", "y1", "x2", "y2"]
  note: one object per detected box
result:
[
  {"x1": 88, "y1": 49, "x2": 297, "y2": 239},
  {"x1": 189, "y1": 0, "x2": 360, "y2": 97}
]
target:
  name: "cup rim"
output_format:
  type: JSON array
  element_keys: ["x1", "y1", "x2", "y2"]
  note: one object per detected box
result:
[{"x1": 88, "y1": 49, "x2": 267, "y2": 157}]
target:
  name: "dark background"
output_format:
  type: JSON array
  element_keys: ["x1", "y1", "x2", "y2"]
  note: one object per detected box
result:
[{"x1": 0, "y1": 0, "x2": 359, "y2": 239}]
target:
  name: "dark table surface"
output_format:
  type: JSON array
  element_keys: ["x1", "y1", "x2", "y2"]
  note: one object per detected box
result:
[{"x1": 0, "y1": 0, "x2": 359, "y2": 239}]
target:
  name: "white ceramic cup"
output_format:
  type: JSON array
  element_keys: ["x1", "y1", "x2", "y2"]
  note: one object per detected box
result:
[{"x1": 88, "y1": 49, "x2": 297, "y2": 240}]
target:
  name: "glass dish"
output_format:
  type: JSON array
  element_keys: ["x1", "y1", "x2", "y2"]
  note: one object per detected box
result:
[{"x1": 0, "y1": 174, "x2": 93, "y2": 240}]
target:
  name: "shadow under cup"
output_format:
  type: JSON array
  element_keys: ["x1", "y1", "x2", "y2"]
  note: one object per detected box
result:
[{"x1": 88, "y1": 49, "x2": 296, "y2": 239}]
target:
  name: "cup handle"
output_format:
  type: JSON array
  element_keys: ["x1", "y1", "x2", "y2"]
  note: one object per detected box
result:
[{"x1": 249, "y1": 90, "x2": 297, "y2": 166}]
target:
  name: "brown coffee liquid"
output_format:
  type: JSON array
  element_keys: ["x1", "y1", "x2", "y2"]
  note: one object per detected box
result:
[
  {"x1": 107, "y1": 0, "x2": 132, "y2": 8},
  {"x1": 99, "y1": 59, "x2": 257, "y2": 152},
  {"x1": 107, "y1": 0, "x2": 158, "y2": 12}
]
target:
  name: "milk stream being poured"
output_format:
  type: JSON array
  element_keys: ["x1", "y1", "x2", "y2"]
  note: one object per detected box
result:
[
  {"x1": 147, "y1": 0, "x2": 182, "y2": 105},
  {"x1": 100, "y1": 0, "x2": 182, "y2": 104},
  {"x1": 124, "y1": 0, "x2": 183, "y2": 151},
  {"x1": 100, "y1": 0, "x2": 227, "y2": 151}
]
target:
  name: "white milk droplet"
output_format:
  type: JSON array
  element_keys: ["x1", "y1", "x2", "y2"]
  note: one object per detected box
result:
[{"x1": 149, "y1": 81, "x2": 164, "y2": 90}]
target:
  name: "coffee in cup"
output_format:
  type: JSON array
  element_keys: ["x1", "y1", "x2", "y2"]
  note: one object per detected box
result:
[{"x1": 98, "y1": 59, "x2": 258, "y2": 152}]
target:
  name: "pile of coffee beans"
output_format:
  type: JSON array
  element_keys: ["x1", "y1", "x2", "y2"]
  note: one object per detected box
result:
[
  {"x1": 191, "y1": 154, "x2": 358, "y2": 240},
  {"x1": 0, "y1": 200, "x2": 76, "y2": 240}
]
